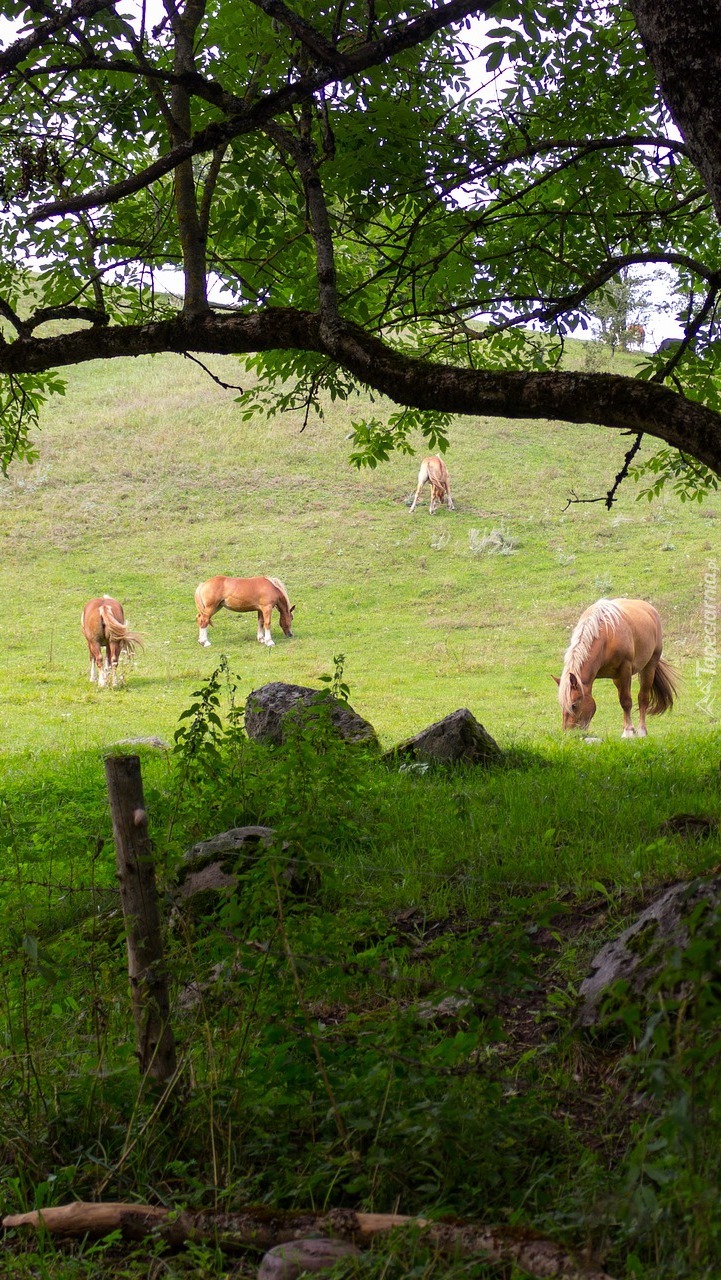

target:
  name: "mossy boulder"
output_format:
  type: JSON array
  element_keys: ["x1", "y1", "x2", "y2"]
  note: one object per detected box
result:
[
  {"x1": 387, "y1": 708, "x2": 501, "y2": 767},
  {"x1": 245, "y1": 682, "x2": 378, "y2": 749},
  {"x1": 578, "y1": 875, "x2": 721, "y2": 1026}
]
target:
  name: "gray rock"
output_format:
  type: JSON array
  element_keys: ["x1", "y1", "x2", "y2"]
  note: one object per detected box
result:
[
  {"x1": 181, "y1": 826, "x2": 277, "y2": 873},
  {"x1": 245, "y1": 682, "x2": 378, "y2": 748},
  {"x1": 115, "y1": 736, "x2": 170, "y2": 750},
  {"x1": 578, "y1": 876, "x2": 721, "y2": 1026},
  {"x1": 178, "y1": 960, "x2": 246, "y2": 1011},
  {"x1": 258, "y1": 1238, "x2": 360, "y2": 1279},
  {"x1": 172, "y1": 826, "x2": 313, "y2": 925},
  {"x1": 388, "y1": 708, "x2": 501, "y2": 766},
  {"x1": 416, "y1": 991, "x2": 474, "y2": 1021}
]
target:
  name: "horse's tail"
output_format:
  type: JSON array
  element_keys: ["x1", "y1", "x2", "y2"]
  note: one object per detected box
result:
[
  {"x1": 427, "y1": 455, "x2": 449, "y2": 491},
  {"x1": 266, "y1": 576, "x2": 290, "y2": 608},
  {"x1": 195, "y1": 582, "x2": 208, "y2": 615},
  {"x1": 648, "y1": 656, "x2": 679, "y2": 715},
  {"x1": 99, "y1": 605, "x2": 143, "y2": 656}
]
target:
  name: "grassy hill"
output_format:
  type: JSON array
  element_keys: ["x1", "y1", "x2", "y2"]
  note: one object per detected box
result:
[
  {"x1": 2, "y1": 343, "x2": 721, "y2": 1280},
  {"x1": 0, "y1": 342, "x2": 718, "y2": 755}
]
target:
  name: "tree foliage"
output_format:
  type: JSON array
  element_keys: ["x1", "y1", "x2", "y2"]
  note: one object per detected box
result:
[{"x1": 2, "y1": 0, "x2": 721, "y2": 487}]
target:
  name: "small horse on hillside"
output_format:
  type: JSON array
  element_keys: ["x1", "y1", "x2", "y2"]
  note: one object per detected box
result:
[
  {"x1": 409, "y1": 455, "x2": 454, "y2": 514},
  {"x1": 195, "y1": 576, "x2": 295, "y2": 648},
  {"x1": 82, "y1": 596, "x2": 143, "y2": 688},
  {"x1": 554, "y1": 598, "x2": 678, "y2": 737}
]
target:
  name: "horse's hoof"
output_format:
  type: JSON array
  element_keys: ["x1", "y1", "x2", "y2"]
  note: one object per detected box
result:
[
  {"x1": 621, "y1": 728, "x2": 636, "y2": 739},
  {"x1": 199, "y1": 640, "x2": 211, "y2": 648}
]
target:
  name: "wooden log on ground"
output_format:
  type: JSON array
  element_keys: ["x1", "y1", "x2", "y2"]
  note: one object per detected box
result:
[
  {"x1": 2, "y1": 1202, "x2": 616, "y2": 1280},
  {"x1": 105, "y1": 754, "x2": 176, "y2": 1084}
]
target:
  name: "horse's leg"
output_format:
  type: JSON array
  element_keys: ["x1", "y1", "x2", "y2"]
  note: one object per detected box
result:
[
  {"x1": 97, "y1": 646, "x2": 109, "y2": 689},
  {"x1": 429, "y1": 486, "x2": 438, "y2": 514},
  {"x1": 613, "y1": 665, "x2": 635, "y2": 737},
  {"x1": 637, "y1": 657, "x2": 659, "y2": 737},
  {"x1": 87, "y1": 640, "x2": 102, "y2": 683},
  {"x1": 198, "y1": 601, "x2": 218, "y2": 647},
  {"x1": 257, "y1": 610, "x2": 265, "y2": 643},
  {"x1": 261, "y1": 604, "x2": 274, "y2": 647},
  {"x1": 409, "y1": 481, "x2": 424, "y2": 514},
  {"x1": 445, "y1": 483, "x2": 454, "y2": 511}
]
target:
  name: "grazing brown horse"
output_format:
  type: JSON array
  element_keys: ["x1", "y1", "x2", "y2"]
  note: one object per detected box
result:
[
  {"x1": 408, "y1": 455, "x2": 454, "y2": 514},
  {"x1": 82, "y1": 596, "x2": 143, "y2": 688},
  {"x1": 195, "y1": 576, "x2": 295, "y2": 648},
  {"x1": 554, "y1": 598, "x2": 677, "y2": 737}
]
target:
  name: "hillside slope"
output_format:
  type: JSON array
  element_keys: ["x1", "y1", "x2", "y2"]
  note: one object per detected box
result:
[{"x1": 0, "y1": 344, "x2": 718, "y2": 754}]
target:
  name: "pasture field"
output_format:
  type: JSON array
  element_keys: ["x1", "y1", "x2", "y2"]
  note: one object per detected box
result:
[
  {"x1": 0, "y1": 342, "x2": 719, "y2": 754},
  {"x1": 1, "y1": 344, "x2": 721, "y2": 1279}
]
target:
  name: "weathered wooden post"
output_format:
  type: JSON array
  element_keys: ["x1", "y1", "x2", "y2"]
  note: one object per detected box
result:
[{"x1": 104, "y1": 754, "x2": 177, "y2": 1085}]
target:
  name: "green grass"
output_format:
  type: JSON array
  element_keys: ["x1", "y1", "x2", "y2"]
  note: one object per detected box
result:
[
  {"x1": 2, "y1": 341, "x2": 721, "y2": 1279},
  {"x1": 1, "y1": 342, "x2": 718, "y2": 757}
]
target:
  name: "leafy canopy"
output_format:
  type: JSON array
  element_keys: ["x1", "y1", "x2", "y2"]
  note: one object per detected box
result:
[{"x1": 1, "y1": 1, "x2": 721, "y2": 490}]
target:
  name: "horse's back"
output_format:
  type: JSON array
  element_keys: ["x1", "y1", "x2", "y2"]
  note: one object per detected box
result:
[
  {"x1": 217, "y1": 576, "x2": 283, "y2": 610},
  {"x1": 426, "y1": 455, "x2": 449, "y2": 486},
  {"x1": 615, "y1": 598, "x2": 662, "y2": 640},
  {"x1": 82, "y1": 596, "x2": 124, "y2": 636},
  {"x1": 612, "y1": 598, "x2": 663, "y2": 667}
]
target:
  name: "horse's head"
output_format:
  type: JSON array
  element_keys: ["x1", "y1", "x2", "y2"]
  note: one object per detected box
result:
[
  {"x1": 280, "y1": 603, "x2": 295, "y2": 638},
  {"x1": 196, "y1": 609, "x2": 212, "y2": 629},
  {"x1": 553, "y1": 672, "x2": 596, "y2": 730}
]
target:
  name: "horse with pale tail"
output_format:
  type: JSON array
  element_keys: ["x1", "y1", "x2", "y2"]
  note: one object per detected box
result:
[
  {"x1": 408, "y1": 455, "x2": 454, "y2": 514},
  {"x1": 195, "y1": 576, "x2": 295, "y2": 648},
  {"x1": 82, "y1": 596, "x2": 143, "y2": 688},
  {"x1": 554, "y1": 598, "x2": 678, "y2": 737}
]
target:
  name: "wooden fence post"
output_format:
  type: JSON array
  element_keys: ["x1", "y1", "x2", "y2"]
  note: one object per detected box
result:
[{"x1": 104, "y1": 754, "x2": 177, "y2": 1085}]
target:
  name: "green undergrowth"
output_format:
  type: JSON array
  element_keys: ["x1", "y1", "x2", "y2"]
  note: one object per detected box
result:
[
  {"x1": 2, "y1": 341, "x2": 721, "y2": 1275},
  {"x1": 2, "y1": 665, "x2": 721, "y2": 1278}
]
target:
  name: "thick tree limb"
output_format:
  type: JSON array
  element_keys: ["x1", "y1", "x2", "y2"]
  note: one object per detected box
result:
[
  {"x1": 630, "y1": 0, "x2": 721, "y2": 225},
  {"x1": 1, "y1": 310, "x2": 720, "y2": 473},
  {"x1": 2, "y1": 1202, "x2": 616, "y2": 1280},
  {"x1": 246, "y1": 0, "x2": 347, "y2": 69},
  {"x1": 0, "y1": 0, "x2": 119, "y2": 76}
]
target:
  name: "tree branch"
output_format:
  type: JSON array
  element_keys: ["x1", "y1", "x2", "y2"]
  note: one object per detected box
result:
[
  {"x1": 2, "y1": 1201, "x2": 617, "y2": 1280},
  {"x1": 0, "y1": 0, "x2": 119, "y2": 76},
  {"x1": 246, "y1": 0, "x2": 347, "y2": 69},
  {"x1": 27, "y1": 0, "x2": 498, "y2": 224},
  {"x1": 265, "y1": 111, "x2": 339, "y2": 321},
  {"x1": 563, "y1": 432, "x2": 645, "y2": 511},
  {"x1": 1, "y1": 310, "x2": 721, "y2": 473}
]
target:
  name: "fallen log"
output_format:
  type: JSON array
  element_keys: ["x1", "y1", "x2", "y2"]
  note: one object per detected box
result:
[{"x1": 3, "y1": 1201, "x2": 616, "y2": 1280}]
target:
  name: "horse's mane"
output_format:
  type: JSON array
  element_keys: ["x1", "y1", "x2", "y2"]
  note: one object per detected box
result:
[
  {"x1": 558, "y1": 599, "x2": 624, "y2": 713},
  {"x1": 266, "y1": 576, "x2": 291, "y2": 608}
]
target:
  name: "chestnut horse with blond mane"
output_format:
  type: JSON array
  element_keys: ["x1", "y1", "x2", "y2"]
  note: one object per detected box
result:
[
  {"x1": 408, "y1": 455, "x2": 454, "y2": 514},
  {"x1": 195, "y1": 576, "x2": 295, "y2": 648},
  {"x1": 554, "y1": 598, "x2": 678, "y2": 737},
  {"x1": 82, "y1": 596, "x2": 143, "y2": 688}
]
